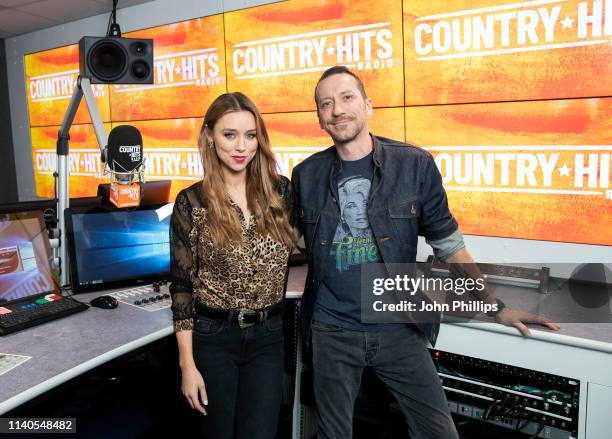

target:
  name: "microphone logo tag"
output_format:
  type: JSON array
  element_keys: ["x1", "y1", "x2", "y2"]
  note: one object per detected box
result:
[
  {"x1": 110, "y1": 182, "x2": 141, "y2": 208},
  {"x1": 119, "y1": 144, "x2": 142, "y2": 163}
]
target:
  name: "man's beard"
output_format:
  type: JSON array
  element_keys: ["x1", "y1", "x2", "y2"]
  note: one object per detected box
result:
[{"x1": 328, "y1": 118, "x2": 366, "y2": 145}]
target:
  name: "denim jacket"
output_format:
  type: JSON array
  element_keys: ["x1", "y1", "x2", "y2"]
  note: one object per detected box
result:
[{"x1": 291, "y1": 135, "x2": 459, "y2": 347}]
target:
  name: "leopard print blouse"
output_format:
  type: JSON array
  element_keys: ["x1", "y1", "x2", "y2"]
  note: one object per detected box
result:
[{"x1": 170, "y1": 177, "x2": 294, "y2": 332}]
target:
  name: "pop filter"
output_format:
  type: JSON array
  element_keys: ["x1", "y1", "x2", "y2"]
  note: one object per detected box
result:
[{"x1": 105, "y1": 125, "x2": 143, "y2": 182}]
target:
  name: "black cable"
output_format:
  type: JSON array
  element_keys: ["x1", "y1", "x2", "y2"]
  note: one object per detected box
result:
[
  {"x1": 105, "y1": 3, "x2": 113, "y2": 37},
  {"x1": 499, "y1": 398, "x2": 520, "y2": 417},
  {"x1": 515, "y1": 407, "x2": 528, "y2": 432},
  {"x1": 106, "y1": 0, "x2": 120, "y2": 37},
  {"x1": 478, "y1": 398, "x2": 501, "y2": 438},
  {"x1": 59, "y1": 286, "x2": 90, "y2": 306},
  {"x1": 481, "y1": 398, "x2": 500, "y2": 422},
  {"x1": 508, "y1": 405, "x2": 523, "y2": 422}
]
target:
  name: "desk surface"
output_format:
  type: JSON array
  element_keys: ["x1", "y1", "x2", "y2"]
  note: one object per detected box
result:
[
  {"x1": 0, "y1": 287, "x2": 174, "y2": 415},
  {"x1": 291, "y1": 265, "x2": 612, "y2": 349},
  {"x1": 1, "y1": 265, "x2": 611, "y2": 415},
  {"x1": 0, "y1": 266, "x2": 309, "y2": 415},
  {"x1": 459, "y1": 281, "x2": 612, "y2": 351}
]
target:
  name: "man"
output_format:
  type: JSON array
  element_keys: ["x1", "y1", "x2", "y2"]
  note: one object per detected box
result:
[{"x1": 290, "y1": 66, "x2": 560, "y2": 439}]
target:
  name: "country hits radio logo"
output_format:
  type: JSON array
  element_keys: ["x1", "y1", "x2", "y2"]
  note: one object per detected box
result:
[
  {"x1": 34, "y1": 145, "x2": 315, "y2": 181},
  {"x1": 28, "y1": 46, "x2": 222, "y2": 101},
  {"x1": 29, "y1": 69, "x2": 105, "y2": 103},
  {"x1": 428, "y1": 147, "x2": 612, "y2": 199},
  {"x1": 413, "y1": 0, "x2": 612, "y2": 60},
  {"x1": 34, "y1": 147, "x2": 204, "y2": 181},
  {"x1": 113, "y1": 47, "x2": 221, "y2": 93},
  {"x1": 231, "y1": 22, "x2": 394, "y2": 79}
]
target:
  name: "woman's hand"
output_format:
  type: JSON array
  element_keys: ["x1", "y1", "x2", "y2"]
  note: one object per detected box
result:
[{"x1": 181, "y1": 365, "x2": 208, "y2": 415}]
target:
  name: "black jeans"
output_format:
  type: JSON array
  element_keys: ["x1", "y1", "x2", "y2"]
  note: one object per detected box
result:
[
  {"x1": 192, "y1": 313, "x2": 284, "y2": 439},
  {"x1": 311, "y1": 322, "x2": 458, "y2": 439}
]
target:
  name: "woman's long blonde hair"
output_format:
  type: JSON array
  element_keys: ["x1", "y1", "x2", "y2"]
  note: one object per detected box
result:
[{"x1": 199, "y1": 92, "x2": 294, "y2": 248}]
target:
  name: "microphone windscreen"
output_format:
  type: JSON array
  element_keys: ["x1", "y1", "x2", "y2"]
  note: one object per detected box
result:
[{"x1": 106, "y1": 125, "x2": 143, "y2": 173}]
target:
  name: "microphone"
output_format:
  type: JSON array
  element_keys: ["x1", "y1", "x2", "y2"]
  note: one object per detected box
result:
[{"x1": 103, "y1": 125, "x2": 145, "y2": 208}]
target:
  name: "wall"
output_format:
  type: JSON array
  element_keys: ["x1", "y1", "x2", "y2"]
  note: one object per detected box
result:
[
  {"x1": 9, "y1": 0, "x2": 610, "y2": 263},
  {"x1": 5, "y1": 0, "x2": 282, "y2": 202},
  {"x1": 0, "y1": 38, "x2": 18, "y2": 204}
]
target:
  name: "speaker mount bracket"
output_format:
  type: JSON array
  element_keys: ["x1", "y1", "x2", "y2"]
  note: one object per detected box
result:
[{"x1": 55, "y1": 76, "x2": 108, "y2": 287}]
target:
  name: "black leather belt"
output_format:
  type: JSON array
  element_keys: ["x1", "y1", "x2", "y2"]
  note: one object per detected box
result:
[{"x1": 195, "y1": 301, "x2": 283, "y2": 329}]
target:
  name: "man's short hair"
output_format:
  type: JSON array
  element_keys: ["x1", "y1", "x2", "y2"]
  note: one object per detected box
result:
[{"x1": 314, "y1": 65, "x2": 367, "y2": 107}]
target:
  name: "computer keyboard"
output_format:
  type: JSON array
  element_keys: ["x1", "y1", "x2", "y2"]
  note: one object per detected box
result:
[{"x1": 0, "y1": 294, "x2": 89, "y2": 336}]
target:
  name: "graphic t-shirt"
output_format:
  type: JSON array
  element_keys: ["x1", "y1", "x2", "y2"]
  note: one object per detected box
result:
[{"x1": 313, "y1": 152, "x2": 395, "y2": 330}]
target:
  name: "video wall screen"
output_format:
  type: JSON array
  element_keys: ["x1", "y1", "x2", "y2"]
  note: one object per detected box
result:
[
  {"x1": 405, "y1": 98, "x2": 612, "y2": 246},
  {"x1": 403, "y1": 0, "x2": 612, "y2": 105},
  {"x1": 24, "y1": 0, "x2": 611, "y2": 246}
]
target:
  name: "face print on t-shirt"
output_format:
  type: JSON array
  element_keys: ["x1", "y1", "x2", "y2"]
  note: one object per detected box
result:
[
  {"x1": 335, "y1": 176, "x2": 371, "y2": 241},
  {"x1": 332, "y1": 175, "x2": 380, "y2": 272}
]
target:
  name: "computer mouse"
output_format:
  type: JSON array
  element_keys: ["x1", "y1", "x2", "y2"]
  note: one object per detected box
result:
[{"x1": 90, "y1": 295, "x2": 119, "y2": 309}]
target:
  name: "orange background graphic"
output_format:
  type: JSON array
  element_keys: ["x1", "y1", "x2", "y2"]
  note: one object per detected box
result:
[
  {"x1": 405, "y1": 98, "x2": 612, "y2": 245},
  {"x1": 404, "y1": 0, "x2": 612, "y2": 105},
  {"x1": 266, "y1": 108, "x2": 405, "y2": 177},
  {"x1": 22, "y1": 0, "x2": 611, "y2": 246},
  {"x1": 31, "y1": 123, "x2": 112, "y2": 198},
  {"x1": 225, "y1": 0, "x2": 404, "y2": 113},
  {"x1": 113, "y1": 118, "x2": 204, "y2": 200},
  {"x1": 25, "y1": 45, "x2": 111, "y2": 126},
  {"x1": 113, "y1": 16, "x2": 226, "y2": 122}
]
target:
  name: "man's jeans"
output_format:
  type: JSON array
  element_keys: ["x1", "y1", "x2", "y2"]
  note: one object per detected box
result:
[{"x1": 311, "y1": 322, "x2": 459, "y2": 439}]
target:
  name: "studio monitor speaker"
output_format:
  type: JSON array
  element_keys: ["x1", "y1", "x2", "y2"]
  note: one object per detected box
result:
[{"x1": 79, "y1": 36, "x2": 154, "y2": 84}]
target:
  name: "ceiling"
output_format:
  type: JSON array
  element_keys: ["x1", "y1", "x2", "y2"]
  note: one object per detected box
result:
[{"x1": 0, "y1": 0, "x2": 155, "y2": 39}]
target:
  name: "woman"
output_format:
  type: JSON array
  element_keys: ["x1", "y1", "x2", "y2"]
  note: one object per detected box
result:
[
  {"x1": 333, "y1": 175, "x2": 373, "y2": 242},
  {"x1": 169, "y1": 92, "x2": 295, "y2": 439}
]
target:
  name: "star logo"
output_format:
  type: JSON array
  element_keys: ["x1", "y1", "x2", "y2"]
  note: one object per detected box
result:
[
  {"x1": 175, "y1": 67, "x2": 181, "y2": 74},
  {"x1": 561, "y1": 16, "x2": 574, "y2": 29},
  {"x1": 558, "y1": 164, "x2": 572, "y2": 177},
  {"x1": 326, "y1": 46, "x2": 336, "y2": 56}
]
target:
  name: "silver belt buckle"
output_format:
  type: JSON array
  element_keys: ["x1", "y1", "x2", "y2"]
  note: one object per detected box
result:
[{"x1": 237, "y1": 308, "x2": 257, "y2": 329}]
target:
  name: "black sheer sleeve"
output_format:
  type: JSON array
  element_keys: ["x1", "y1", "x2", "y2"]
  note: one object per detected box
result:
[
  {"x1": 285, "y1": 172, "x2": 300, "y2": 235},
  {"x1": 278, "y1": 175, "x2": 298, "y2": 230},
  {"x1": 169, "y1": 190, "x2": 196, "y2": 332}
]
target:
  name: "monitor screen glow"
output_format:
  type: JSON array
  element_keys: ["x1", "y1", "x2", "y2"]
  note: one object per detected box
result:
[
  {"x1": 0, "y1": 211, "x2": 59, "y2": 304},
  {"x1": 68, "y1": 204, "x2": 172, "y2": 291}
]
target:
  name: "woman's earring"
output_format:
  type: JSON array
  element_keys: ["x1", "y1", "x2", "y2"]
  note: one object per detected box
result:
[{"x1": 207, "y1": 139, "x2": 214, "y2": 149}]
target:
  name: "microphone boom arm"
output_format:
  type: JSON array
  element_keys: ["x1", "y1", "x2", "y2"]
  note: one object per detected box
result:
[{"x1": 56, "y1": 76, "x2": 107, "y2": 287}]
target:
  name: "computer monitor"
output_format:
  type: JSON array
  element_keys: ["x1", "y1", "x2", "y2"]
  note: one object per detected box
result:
[
  {"x1": 65, "y1": 203, "x2": 173, "y2": 293},
  {"x1": 0, "y1": 210, "x2": 60, "y2": 304}
]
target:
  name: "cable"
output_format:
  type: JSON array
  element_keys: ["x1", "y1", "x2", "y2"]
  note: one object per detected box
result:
[
  {"x1": 497, "y1": 396, "x2": 518, "y2": 417},
  {"x1": 515, "y1": 408, "x2": 529, "y2": 432},
  {"x1": 106, "y1": 0, "x2": 120, "y2": 37},
  {"x1": 481, "y1": 398, "x2": 500, "y2": 423},
  {"x1": 105, "y1": 3, "x2": 113, "y2": 37}
]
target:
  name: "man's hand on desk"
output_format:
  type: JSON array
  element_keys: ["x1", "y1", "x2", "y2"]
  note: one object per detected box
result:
[
  {"x1": 443, "y1": 247, "x2": 561, "y2": 337},
  {"x1": 495, "y1": 307, "x2": 561, "y2": 337}
]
